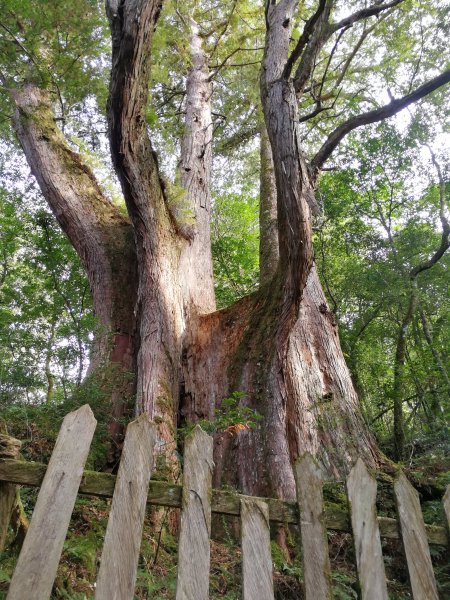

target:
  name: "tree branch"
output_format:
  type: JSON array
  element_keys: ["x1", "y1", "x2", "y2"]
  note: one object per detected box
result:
[
  {"x1": 311, "y1": 69, "x2": 450, "y2": 173},
  {"x1": 292, "y1": 1, "x2": 333, "y2": 94},
  {"x1": 106, "y1": 0, "x2": 165, "y2": 225},
  {"x1": 409, "y1": 149, "x2": 449, "y2": 278},
  {"x1": 283, "y1": 0, "x2": 327, "y2": 79},
  {"x1": 330, "y1": 0, "x2": 404, "y2": 34}
]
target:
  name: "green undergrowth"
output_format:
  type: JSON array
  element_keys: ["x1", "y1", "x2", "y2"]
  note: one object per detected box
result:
[{"x1": 0, "y1": 363, "x2": 134, "y2": 471}]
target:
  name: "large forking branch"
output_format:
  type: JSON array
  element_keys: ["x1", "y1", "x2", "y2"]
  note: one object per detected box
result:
[
  {"x1": 275, "y1": 0, "x2": 450, "y2": 178},
  {"x1": 311, "y1": 69, "x2": 450, "y2": 175},
  {"x1": 288, "y1": 0, "x2": 405, "y2": 95},
  {"x1": 106, "y1": 0, "x2": 165, "y2": 229}
]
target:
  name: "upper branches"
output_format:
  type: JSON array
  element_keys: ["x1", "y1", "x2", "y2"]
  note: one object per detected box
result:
[
  {"x1": 311, "y1": 69, "x2": 450, "y2": 174},
  {"x1": 409, "y1": 149, "x2": 450, "y2": 279},
  {"x1": 283, "y1": 0, "x2": 328, "y2": 80},
  {"x1": 329, "y1": 0, "x2": 405, "y2": 34}
]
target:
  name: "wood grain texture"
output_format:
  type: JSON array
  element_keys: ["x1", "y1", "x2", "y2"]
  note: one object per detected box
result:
[
  {"x1": 443, "y1": 485, "x2": 450, "y2": 532},
  {"x1": 0, "y1": 482, "x2": 15, "y2": 551},
  {"x1": 394, "y1": 471, "x2": 439, "y2": 600},
  {"x1": 295, "y1": 453, "x2": 332, "y2": 600},
  {"x1": 0, "y1": 434, "x2": 21, "y2": 551},
  {"x1": 241, "y1": 498, "x2": 274, "y2": 600},
  {"x1": 347, "y1": 459, "x2": 388, "y2": 600},
  {"x1": 95, "y1": 414, "x2": 157, "y2": 600},
  {"x1": 7, "y1": 405, "x2": 96, "y2": 600},
  {"x1": 1, "y1": 459, "x2": 448, "y2": 545},
  {"x1": 176, "y1": 426, "x2": 213, "y2": 600}
]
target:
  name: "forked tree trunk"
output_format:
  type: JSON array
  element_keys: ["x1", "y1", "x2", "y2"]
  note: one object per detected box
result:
[{"x1": 11, "y1": 0, "x2": 384, "y2": 498}]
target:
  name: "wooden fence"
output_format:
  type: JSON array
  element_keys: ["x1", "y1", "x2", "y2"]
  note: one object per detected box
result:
[{"x1": 0, "y1": 404, "x2": 449, "y2": 599}]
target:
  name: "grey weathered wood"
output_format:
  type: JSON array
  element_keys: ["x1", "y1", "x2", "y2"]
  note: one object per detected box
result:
[
  {"x1": 7, "y1": 405, "x2": 96, "y2": 600},
  {"x1": 347, "y1": 459, "x2": 388, "y2": 600},
  {"x1": 176, "y1": 426, "x2": 213, "y2": 600},
  {"x1": 95, "y1": 414, "x2": 157, "y2": 600},
  {"x1": 1, "y1": 459, "x2": 448, "y2": 545},
  {"x1": 394, "y1": 471, "x2": 439, "y2": 600},
  {"x1": 295, "y1": 453, "x2": 332, "y2": 600},
  {"x1": 241, "y1": 497, "x2": 274, "y2": 600},
  {"x1": 0, "y1": 434, "x2": 21, "y2": 551},
  {"x1": 443, "y1": 484, "x2": 450, "y2": 532}
]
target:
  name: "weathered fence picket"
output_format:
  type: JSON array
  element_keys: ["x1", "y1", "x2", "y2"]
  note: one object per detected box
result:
[
  {"x1": 294, "y1": 453, "x2": 332, "y2": 600},
  {"x1": 95, "y1": 414, "x2": 157, "y2": 600},
  {"x1": 6, "y1": 404, "x2": 96, "y2": 600},
  {"x1": 0, "y1": 405, "x2": 448, "y2": 600},
  {"x1": 176, "y1": 426, "x2": 213, "y2": 600},
  {"x1": 394, "y1": 471, "x2": 439, "y2": 600},
  {"x1": 0, "y1": 433, "x2": 21, "y2": 552},
  {"x1": 444, "y1": 484, "x2": 450, "y2": 530},
  {"x1": 240, "y1": 497, "x2": 274, "y2": 600},
  {"x1": 347, "y1": 458, "x2": 388, "y2": 600}
]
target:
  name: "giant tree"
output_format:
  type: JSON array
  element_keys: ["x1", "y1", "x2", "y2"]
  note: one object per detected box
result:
[{"x1": 2, "y1": 0, "x2": 450, "y2": 498}]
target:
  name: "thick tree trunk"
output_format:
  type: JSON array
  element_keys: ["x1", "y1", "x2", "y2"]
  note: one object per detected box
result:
[
  {"x1": 12, "y1": 0, "x2": 384, "y2": 498},
  {"x1": 12, "y1": 86, "x2": 138, "y2": 464}
]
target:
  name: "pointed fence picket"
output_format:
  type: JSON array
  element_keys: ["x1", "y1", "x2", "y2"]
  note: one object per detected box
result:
[
  {"x1": 0, "y1": 405, "x2": 449, "y2": 600},
  {"x1": 294, "y1": 453, "x2": 332, "y2": 599},
  {"x1": 347, "y1": 458, "x2": 388, "y2": 600},
  {"x1": 240, "y1": 497, "x2": 274, "y2": 600},
  {"x1": 176, "y1": 426, "x2": 213, "y2": 600},
  {"x1": 95, "y1": 414, "x2": 157, "y2": 600},
  {"x1": 6, "y1": 405, "x2": 97, "y2": 600},
  {"x1": 394, "y1": 472, "x2": 439, "y2": 600}
]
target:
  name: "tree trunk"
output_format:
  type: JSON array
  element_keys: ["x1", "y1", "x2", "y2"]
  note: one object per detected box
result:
[
  {"x1": 12, "y1": 86, "x2": 138, "y2": 465},
  {"x1": 11, "y1": 0, "x2": 384, "y2": 497},
  {"x1": 392, "y1": 285, "x2": 417, "y2": 460}
]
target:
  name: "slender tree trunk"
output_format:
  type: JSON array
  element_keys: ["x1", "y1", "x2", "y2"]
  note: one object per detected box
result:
[
  {"x1": 392, "y1": 284, "x2": 417, "y2": 460},
  {"x1": 419, "y1": 307, "x2": 450, "y2": 395},
  {"x1": 259, "y1": 124, "x2": 278, "y2": 286},
  {"x1": 44, "y1": 316, "x2": 56, "y2": 404}
]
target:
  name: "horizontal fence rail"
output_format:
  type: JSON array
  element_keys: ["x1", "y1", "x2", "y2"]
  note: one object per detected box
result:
[{"x1": 0, "y1": 457, "x2": 447, "y2": 546}]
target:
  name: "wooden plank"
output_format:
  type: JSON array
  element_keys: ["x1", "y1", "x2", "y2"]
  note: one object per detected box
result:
[
  {"x1": 0, "y1": 434, "x2": 21, "y2": 552},
  {"x1": 7, "y1": 404, "x2": 96, "y2": 600},
  {"x1": 394, "y1": 471, "x2": 439, "y2": 600},
  {"x1": 241, "y1": 497, "x2": 274, "y2": 600},
  {"x1": 295, "y1": 453, "x2": 332, "y2": 600},
  {"x1": 347, "y1": 459, "x2": 388, "y2": 600},
  {"x1": 443, "y1": 484, "x2": 450, "y2": 531},
  {"x1": 95, "y1": 414, "x2": 157, "y2": 600},
  {"x1": 0, "y1": 459, "x2": 448, "y2": 545},
  {"x1": 176, "y1": 426, "x2": 213, "y2": 600}
]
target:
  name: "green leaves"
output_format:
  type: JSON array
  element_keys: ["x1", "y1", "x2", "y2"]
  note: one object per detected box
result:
[
  {"x1": 212, "y1": 189, "x2": 259, "y2": 307},
  {"x1": 0, "y1": 0, "x2": 109, "y2": 121},
  {"x1": 315, "y1": 122, "x2": 449, "y2": 455},
  {"x1": 0, "y1": 186, "x2": 94, "y2": 406}
]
